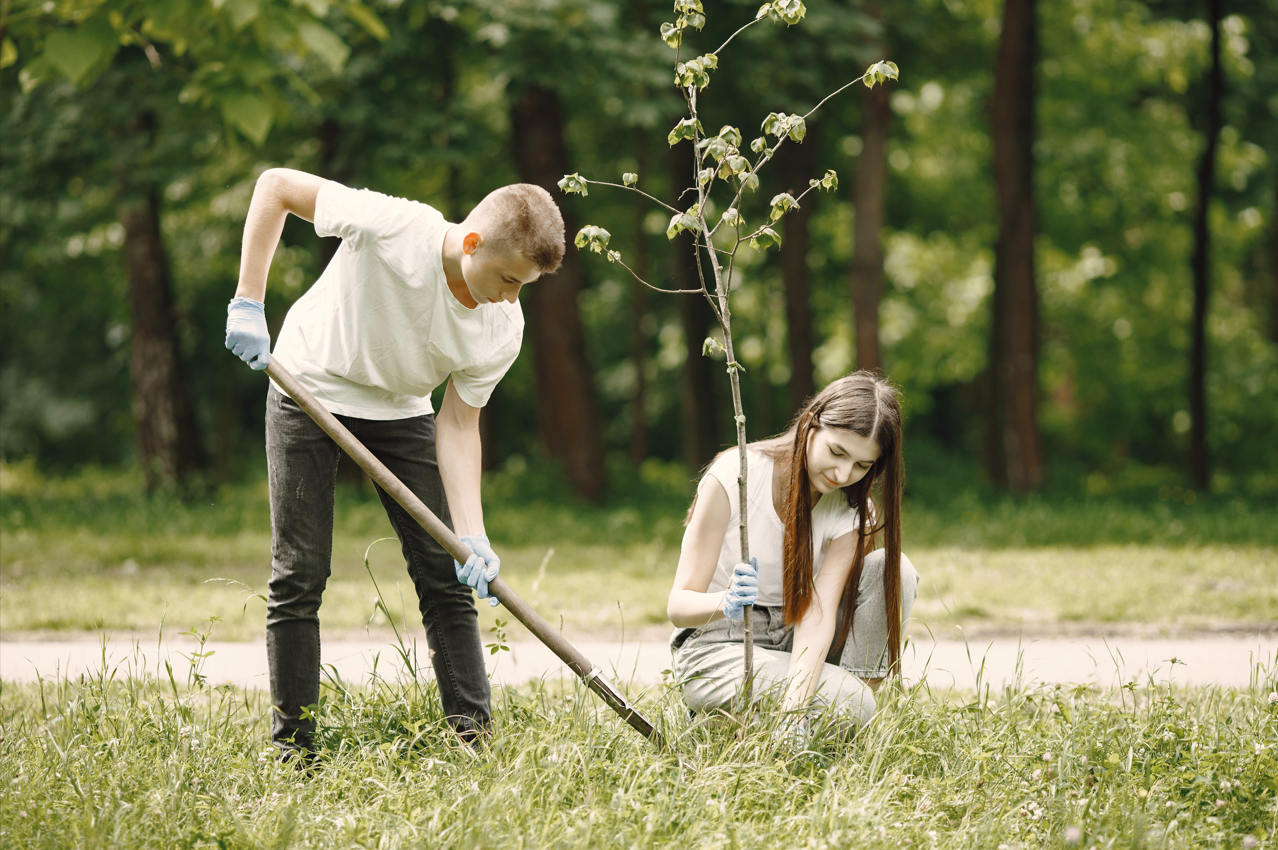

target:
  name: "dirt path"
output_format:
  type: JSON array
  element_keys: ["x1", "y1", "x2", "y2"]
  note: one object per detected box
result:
[{"x1": 3, "y1": 633, "x2": 1274, "y2": 692}]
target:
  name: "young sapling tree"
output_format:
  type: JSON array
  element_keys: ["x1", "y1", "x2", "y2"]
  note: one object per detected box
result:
[{"x1": 561, "y1": 0, "x2": 897, "y2": 709}]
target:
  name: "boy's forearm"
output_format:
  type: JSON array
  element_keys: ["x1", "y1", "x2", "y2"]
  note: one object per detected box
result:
[
  {"x1": 436, "y1": 385, "x2": 486, "y2": 539},
  {"x1": 437, "y1": 422, "x2": 484, "y2": 538}
]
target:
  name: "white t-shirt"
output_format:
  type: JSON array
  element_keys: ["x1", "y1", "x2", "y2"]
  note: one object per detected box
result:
[
  {"x1": 688, "y1": 448, "x2": 863, "y2": 608},
  {"x1": 271, "y1": 181, "x2": 524, "y2": 419}
]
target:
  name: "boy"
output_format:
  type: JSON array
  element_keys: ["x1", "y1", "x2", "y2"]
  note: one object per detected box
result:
[{"x1": 224, "y1": 168, "x2": 564, "y2": 756}]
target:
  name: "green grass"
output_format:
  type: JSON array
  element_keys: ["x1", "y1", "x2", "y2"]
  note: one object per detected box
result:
[
  {"x1": 1, "y1": 654, "x2": 1275, "y2": 848},
  {"x1": 2, "y1": 459, "x2": 1276, "y2": 641}
]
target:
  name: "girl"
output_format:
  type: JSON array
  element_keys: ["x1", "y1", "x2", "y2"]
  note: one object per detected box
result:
[{"x1": 667, "y1": 372, "x2": 919, "y2": 734}]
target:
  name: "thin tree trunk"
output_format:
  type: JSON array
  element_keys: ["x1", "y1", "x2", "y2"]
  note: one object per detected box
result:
[
  {"x1": 852, "y1": 20, "x2": 891, "y2": 375},
  {"x1": 630, "y1": 129, "x2": 650, "y2": 465},
  {"x1": 777, "y1": 123, "x2": 819, "y2": 414},
  {"x1": 669, "y1": 142, "x2": 720, "y2": 468},
  {"x1": 987, "y1": 0, "x2": 1044, "y2": 494},
  {"x1": 317, "y1": 118, "x2": 346, "y2": 271},
  {"x1": 1272, "y1": 180, "x2": 1278, "y2": 346},
  {"x1": 1189, "y1": 0, "x2": 1222, "y2": 490},
  {"x1": 119, "y1": 186, "x2": 205, "y2": 491},
  {"x1": 510, "y1": 85, "x2": 607, "y2": 500}
]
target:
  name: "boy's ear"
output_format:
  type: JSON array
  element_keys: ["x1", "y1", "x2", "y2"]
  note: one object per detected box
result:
[{"x1": 462, "y1": 232, "x2": 482, "y2": 255}]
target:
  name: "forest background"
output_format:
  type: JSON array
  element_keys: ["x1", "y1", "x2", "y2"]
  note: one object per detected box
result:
[{"x1": 2, "y1": 0, "x2": 1276, "y2": 524}]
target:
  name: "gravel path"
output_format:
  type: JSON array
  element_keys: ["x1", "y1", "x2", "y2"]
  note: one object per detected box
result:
[{"x1": 3, "y1": 633, "x2": 1275, "y2": 692}]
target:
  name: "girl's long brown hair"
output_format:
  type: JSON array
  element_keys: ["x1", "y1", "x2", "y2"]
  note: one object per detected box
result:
[{"x1": 758, "y1": 372, "x2": 905, "y2": 676}]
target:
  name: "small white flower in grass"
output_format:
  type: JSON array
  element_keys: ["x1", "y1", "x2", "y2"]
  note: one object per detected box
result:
[
  {"x1": 1079, "y1": 755, "x2": 1087, "y2": 765},
  {"x1": 1064, "y1": 825, "x2": 1082, "y2": 845},
  {"x1": 1257, "y1": 744, "x2": 1267, "y2": 755},
  {"x1": 1215, "y1": 799, "x2": 1227, "y2": 808},
  {"x1": 1268, "y1": 691, "x2": 1278, "y2": 704},
  {"x1": 1043, "y1": 751, "x2": 1053, "y2": 761},
  {"x1": 927, "y1": 831, "x2": 938, "y2": 842},
  {"x1": 1051, "y1": 704, "x2": 1061, "y2": 714},
  {"x1": 998, "y1": 845, "x2": 1010, "y2": 850},
  {"x1": 1242, "y1": 836, "x2": 1260, "y2": 849},
  {"x1": 1162, "y1": 730, "x2": 1176, "y2": 741},
  {"x1": 1221, "y1": 780, "x2": 1231, "y2": 791},
  {"x1": 1032, "y1": 769, "x2": 1042, "y2": 781}
]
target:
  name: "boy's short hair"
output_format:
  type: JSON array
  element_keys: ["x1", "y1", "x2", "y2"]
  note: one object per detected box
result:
[{"x1": 471, "y1": 184, "x2": 565, "y2": 273}]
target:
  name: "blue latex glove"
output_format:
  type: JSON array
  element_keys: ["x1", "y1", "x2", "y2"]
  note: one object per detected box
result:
[
  {"x1": 455, "y1": 534, "x2": 501, "y2": 607},
  {"x1": 772, "y1": 715, "x2": 811, "y2": 751},
  {"x1": 721, "y1": 557, "x2": 759, "y2": 620},
  {"x1": 225, "y1": 297, "x2": 270, "y2": 370}
]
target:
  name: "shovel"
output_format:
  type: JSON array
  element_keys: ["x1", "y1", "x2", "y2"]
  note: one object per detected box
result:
[{"x1": 264, "y1": 361, "x2": 667, "y2": 749}]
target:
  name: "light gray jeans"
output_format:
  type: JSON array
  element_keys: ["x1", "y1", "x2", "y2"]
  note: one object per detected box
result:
[{"x1": 671, "y1": 550, "x2": 918, "y2": 727}]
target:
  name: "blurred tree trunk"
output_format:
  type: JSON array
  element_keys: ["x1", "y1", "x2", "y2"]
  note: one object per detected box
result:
[
  {"x1": 1189, "y1": 0, "x2": 1222, "y2": 490},
  {"x1": 777, "y1": 123, "x2": 818, "y2": 414},
  {"x1": 851, "y1": 12, "x2": 891, "y2": 375},
  {"x1": 1272, "y1": 180, "x2": 1278, "y2": 345},
  {"x1": 119, "y1": 178, "x2": 205, "y2": 492},
  {"x1": 668, "y1": 142, "x2": 720, "y2": 469},
  {"x1": 987, "y1": 0, "x2": 1044, "y2": 493},
  {"x1": 510, "y1": 84, "x2": 606, "y2": 500},
  {"x1": 630, "y1": 128, "x2": 650, "y2": 465}
]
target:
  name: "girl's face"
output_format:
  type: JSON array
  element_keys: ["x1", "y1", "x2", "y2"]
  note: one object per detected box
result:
[{"x1": 806, "y1": 426, "x2": 882, "y2": 497}]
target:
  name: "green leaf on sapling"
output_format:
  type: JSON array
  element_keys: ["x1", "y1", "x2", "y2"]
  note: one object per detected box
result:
[
  {"x1": 705, "y1": 136, "x2": 729, "y2": 162},
  {"x1": 558, "y1": 173, "x2": 589, "y2": 196},
  {"x1": 667, "y1": 117, "x2": 703, "y2": 146},
  {"x1": 862, "y1": 60, "x2": 899, "y2": 88},
  {"x1": 750, "y1": 137, "x2": 767, "y2": 154},
  {"x1": 721, "y1": 207, "x2": 742, "y2": 227},
  {"x1": 718, "y1": 126, "x2": 741, "y2": 147},
  {"x1": 667, "y1": 214, "x2": 684, "y2": 240},
  {"x1": 622, "y1": 172, "x2": 638, "y2": 187},
  {"x1": 750, "y1": 226, "x2": 782, "y2": 251},
  {"x1": 0, "y1": 38, "x2": 17, "y2": 70},
  {"x1": 755, "y1": 4, "x2": 771, "y2": 21},
  {"x1": 786, "y1": 115, "x2": 806, "y2": 142},
  {"x1": 574, "y1": 225, "x2": 612, "y2": 253},
  {"x1": 818, "y1": 169, "x2": 838, "y2": 190},
  {"x1": 675, "y1": 2, "x2": 706, "y2": 30},
  {"x1": 702, "y1": 337, "x2": 725, "y2": 356},
  {"x1": 773, "y1": 0, "x2": 807, "y2": 25},
  {"x1": 660, "y1": 22, "x2": 681, "y2": 48},
  {"x1": 768, "y1": 193, "x2": 799, "y2": 222},
  {"x1": 727, "y1": 155, "x2": 749, "y2": 174},
  {"x1": 698, "y1": 168, "x2": 714, "y2": 187},
  {"x1": 739, "y1": 172, "x2": 759, "y2": 192},
  {"x1": 761, "y1": 112, "x2": 787, "y2": 138}
]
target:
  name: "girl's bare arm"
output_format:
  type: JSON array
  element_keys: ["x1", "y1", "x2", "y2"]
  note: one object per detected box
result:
[
  {"x1": 779, "y1": 532, "x2": 857, "y2": 712},
  {"x1": 666, "y1": 477, "x2": 733, "y2": 628}
]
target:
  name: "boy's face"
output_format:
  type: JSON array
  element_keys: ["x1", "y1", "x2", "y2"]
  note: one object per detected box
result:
[{"x1": 461, "y1": 234, "x2": 541, "y2": 306}]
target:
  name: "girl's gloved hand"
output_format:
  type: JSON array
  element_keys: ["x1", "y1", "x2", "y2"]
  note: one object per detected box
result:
[
  {"x1": 721, "y1": 557, "x2": 759, "y2": 620},
  {"x1": 225, "y1": 297, "x2": 271, "y2": 370},
  {"x1": 455, "y1": 534, "x2": 501, "y2": 607}
]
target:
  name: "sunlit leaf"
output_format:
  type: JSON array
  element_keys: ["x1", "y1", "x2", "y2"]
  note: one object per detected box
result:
[
  {"x1": 768, "y1": 193, "x2": 799, "y2": 222},
  {"x1": 344, "y1": 1, "x2": 389, "y2": 41},
  {"x1": 221, "y1": 91, "x2": 273, "y2": 145},
  {"x1": 622, "y1": 172, "x2": 638, "y2": 187},
  {"x1": 749, "y1": 226, "x2": 782, "y2": 251},
  {"x1": 42, "y1": 16, "x2": 118, "y2": 85},
  {"x1": 298, "y1": 21, "x2": 349, "y2": 72}
]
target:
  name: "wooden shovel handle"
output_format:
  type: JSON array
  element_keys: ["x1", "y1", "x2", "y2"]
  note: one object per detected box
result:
[{"x1": 263, "y1": 361, "x2": 667, "y2": 748}]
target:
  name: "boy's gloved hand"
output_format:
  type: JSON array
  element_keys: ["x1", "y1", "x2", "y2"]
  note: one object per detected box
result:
[
  {"x1": 721, "y1": 557, "x2": 759, "y2": 620},
  {"x1": 455, "y1": 534, "x2": 501, "y2": 607},
  {"x1": 225, "y1": 297, "x2": 271, "y2": 370}
]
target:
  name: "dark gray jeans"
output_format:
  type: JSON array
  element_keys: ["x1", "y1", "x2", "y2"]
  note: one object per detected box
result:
[{"x1": 264, "y1": 385, "x2": 489, "y2": 751}]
